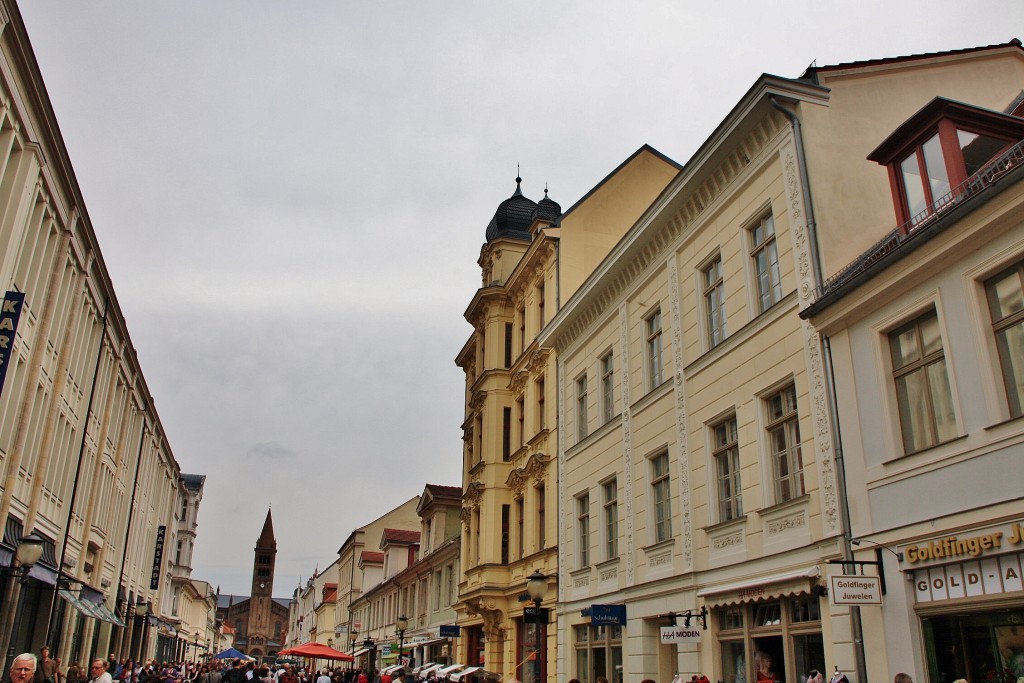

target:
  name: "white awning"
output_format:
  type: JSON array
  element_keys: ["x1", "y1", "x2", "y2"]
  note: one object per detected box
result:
[
  {"x1": 381, "y1": 665, "x2": 403, "y2": 675},
  {"x1": 697, "y1": 566, "x2": 821, "y2": 606},
  {"x1": 413, "y1": 637, "x2": 448, "y2": 648},
  {"x1": 437, "y1": 664, "x2": 465, "y2": 675},
  {"x1": 412, "y1": 664, "x2": 437, "y2": 675},
  {"x1": 450, "y1": 667, "x2": 482, "y2": 682},
  {"x1": 350, "y1": 647, "x2": 370, "y2": 657},
  {"x1": 418, "y1": 664, "x2": 445, "y2": 676}
]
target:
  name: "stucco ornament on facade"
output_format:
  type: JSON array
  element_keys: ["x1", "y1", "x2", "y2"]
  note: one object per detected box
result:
[
  {"x1": 779, "y1": 140, "x2": 840, "y2": 535},
  {"x1": 667, "y1": 254, "x2": 693, "y2": 571},
  {"x1": 557, "y1": 355, "x2": 568, "y2": 603},
  {"x1": 618, "y1": 303, "x2": 636, "y2": 586},
  {"x1": 465, "y1": 598, "x2": 505, "y2": 642}
]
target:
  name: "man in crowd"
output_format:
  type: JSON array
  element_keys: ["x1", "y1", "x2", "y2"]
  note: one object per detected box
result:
[
  {"x1": 9, "y1": 654, "x2": 37, "y2": 683},
  {"x1": 89, "y1": 661, "x2": 112, "y2": 683},
  {"x1": 34, "y1": 647, "x2": 61, "y2": 683}
]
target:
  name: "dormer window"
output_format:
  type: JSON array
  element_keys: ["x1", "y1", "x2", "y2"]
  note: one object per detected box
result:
[{"x1": 869, "y1": 98, "x2": 1024, "y2": 232}]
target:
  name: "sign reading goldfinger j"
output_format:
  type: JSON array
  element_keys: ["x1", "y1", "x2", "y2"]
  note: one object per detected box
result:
[
  {"x1": 829, "y1": 575, "x2": 882, "y2": 605},
  {"x1": 0, "y1": 291, "x2": 25, "y2": 398}
]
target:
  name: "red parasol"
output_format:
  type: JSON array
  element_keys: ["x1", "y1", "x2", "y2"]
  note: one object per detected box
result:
[{"x1": 277, "y1": 642, "x2": 355, "y2": 662}]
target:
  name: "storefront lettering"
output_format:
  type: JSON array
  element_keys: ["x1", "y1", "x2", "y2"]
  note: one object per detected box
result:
[
  {"x1": 916, "y1": 563, "x2": 1020, "y2": 593},
  {"x1": 904, "y1": 532, "x2": 1005, "y2": 564},
  {"x1": 738, "y1": 586, "x2": 766, "y2": 600}
]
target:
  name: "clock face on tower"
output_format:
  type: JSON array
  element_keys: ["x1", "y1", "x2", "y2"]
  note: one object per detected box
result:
[{"x1": 259, "y1": 582, "x2": 266, "y2": 589}]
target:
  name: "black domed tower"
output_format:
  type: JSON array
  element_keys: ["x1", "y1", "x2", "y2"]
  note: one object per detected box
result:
[{"x1": 485, "y1": 176, "x2": 539, "y2": 243}]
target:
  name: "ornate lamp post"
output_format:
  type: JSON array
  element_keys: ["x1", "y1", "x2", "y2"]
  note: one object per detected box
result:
[
  {"x1": 134, "y1": 597, "x2": 151, "y2": 661},
  {"x1": 349, "y1": 630, "x2": 358, "y2": 672},
  {"x1": 526, "y1": 571, "x2": 548, "y2": 683},
  {"x1": 1, "y1": 533, "x2": 46, "y2": 668},
  {"x1": 395, "y1": 615, "x2": 408, "y2": 670}
]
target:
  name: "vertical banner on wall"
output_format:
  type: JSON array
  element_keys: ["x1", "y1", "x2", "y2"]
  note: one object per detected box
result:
[
  {"x1": 151, "y1": 525, "x2": 166, "y2": 590},
  {"x1": 0, "y1": 291, "x2": 25, "y2": 398}
]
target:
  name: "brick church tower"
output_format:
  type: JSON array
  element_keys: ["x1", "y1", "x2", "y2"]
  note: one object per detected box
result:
[{"x1": 246, "y1": 509, "x2": 277, "y2": 658}]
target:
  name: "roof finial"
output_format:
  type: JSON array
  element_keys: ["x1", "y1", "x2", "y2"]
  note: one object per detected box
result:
[
  {"x1": 544, "y1": 182, "x2": 549, "y2": 197},
  {"x1": 516, "y1": 163, "x2": 522, "y2": 185}
]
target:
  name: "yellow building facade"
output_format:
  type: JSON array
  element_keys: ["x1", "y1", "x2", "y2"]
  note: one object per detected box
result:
[{"x1": 455, "y1": 147, "x2": 681, "y2": 681}]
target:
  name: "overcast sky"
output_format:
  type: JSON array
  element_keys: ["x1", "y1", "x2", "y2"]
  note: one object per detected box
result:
[{"x1": 15, "y1": 2, "x2": 1024, "y2": 596}]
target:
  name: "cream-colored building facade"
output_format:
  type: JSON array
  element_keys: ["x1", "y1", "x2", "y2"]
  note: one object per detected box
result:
[
  {"x1": 0, "y1": 0, "x2": 199, "y2": 670},
  {"x1": 455, "y1": 147, "x2": 681, "y2": 682},
  {"x1": 539, "y1": 39, "x2": 1024, "y2": 683},
  {"x1": 802, "y1": 42, "x2": 1024, "y2": 683}
]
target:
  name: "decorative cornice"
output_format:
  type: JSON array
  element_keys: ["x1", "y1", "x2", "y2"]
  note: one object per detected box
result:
[{"x1": 463, "y1": 480, "x2": 485, "y2": 506}]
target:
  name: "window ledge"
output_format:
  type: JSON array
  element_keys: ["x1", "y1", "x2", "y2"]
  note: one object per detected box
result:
[
  {"x1": 631, "y1": 378, "x2": 674, "y2": 414},
  {"x1": 984, "y1": 412, "x2": 1024, "y2": 431},
  {"x1": 642, "y1": 538, "x2": 676, "y2": 554},
  {"x1": 882, "y1": 433, "x2": 968, "y2": 465},
  {"x1": 703, "y1": 514, "x2": 748, "y2": 534},
  {"x1": 758, "y1": 493, "x2": 810, "y2": 517}
]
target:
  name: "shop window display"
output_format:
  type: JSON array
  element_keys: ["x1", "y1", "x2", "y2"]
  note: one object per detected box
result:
[
  {"x1": 715, "y1": 596, "x2": 825, "y2": 683},
  {"x1": 922, "y1": 610, "x2": 1024, "y2": 683}
]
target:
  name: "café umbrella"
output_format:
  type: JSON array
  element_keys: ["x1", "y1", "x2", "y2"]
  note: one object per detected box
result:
[{"x1": 278, "y1": 642, "x2": 355, "y2": 662}]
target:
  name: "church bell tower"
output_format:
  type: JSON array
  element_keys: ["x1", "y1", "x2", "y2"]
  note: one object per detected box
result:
[{"x1": 247, "y1": 508, "x2": 277, "y2": 657}]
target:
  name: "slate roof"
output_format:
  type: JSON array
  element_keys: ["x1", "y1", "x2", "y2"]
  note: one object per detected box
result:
[{"x1": 485, "y1": 177, "x2": 538, "y2": 243}]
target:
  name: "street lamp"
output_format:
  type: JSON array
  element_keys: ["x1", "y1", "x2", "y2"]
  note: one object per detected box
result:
[
  {"x1": 2, "y1": 533, "x2": 46, "y2": 665},
  {"x1": 395, "y1": 615, "x2": 408, "y2": 670},
  {"x1": 134, "y1": 598, "x2": 150, "y2": 661},
  {"x1": 526, "y1": 571, "x2": 548, "y2": 683}
]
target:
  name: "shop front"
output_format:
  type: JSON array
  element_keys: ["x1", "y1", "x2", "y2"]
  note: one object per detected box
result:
[
  {"x1": 698, "y1": 566, "x2": 828, "y2": 683},
  {"x1": 900, "y1": 521, "x2": 1024, "y2": 683}
]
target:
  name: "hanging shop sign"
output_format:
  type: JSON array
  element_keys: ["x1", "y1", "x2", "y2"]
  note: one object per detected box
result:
[
  {"x1": 589, "y1": 604, "x2": 627, "y2": 625},
  {"x1": 151, "y1": 525, "x2": 166, "y2": 589},
  {"x1": 829, "y1": 575, "x2": 882, "y2": 605},
  {"x1": 0, "y1": 291, "x2": 25, "y2": 398},
  {"x1": 439, "y1": 624, "x2": 460, "y2": 637},
  {"x1": 660, "y1": 626, "x2": 702, "y2": 643}
]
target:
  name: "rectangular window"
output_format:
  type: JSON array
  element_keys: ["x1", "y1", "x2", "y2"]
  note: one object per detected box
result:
[
  {"x1": 601, "y1": 351, "x2": 614, "y2": 423},
  {"x1": 577, "y1": 374, "x2": 589, "y2": 441},
  {"x1": 986, "y1": 263, "x2": 1024, "y2": 417},
  {"x1": 576, "y1": 493, "x2": 590, "y2": 567},
  {"x1": 646, "y1": 309, "x2": 664, "y2": 389},
  {"x1": 502, "y1": 407, "x2": 512, "y2": 461},
  {"x1": 713, "y1": 417, "x2": 742, "y2": 522},
  {"x1": 603, "y1": 479, "x2": 618, "y2": 560},
  {"x1": 750, "y1": 214, "x2": 782, "y2": 312},
  {"x1": 537, "y1": 376, "x2": 546, "y2": 431},
  {"x1": 703, "y1": 255, "x2": 727, "y2": 347},
  {"x1": 766, "y1": 385, "x2": 804, "y2": 502},
  {"x1": 501, "y1": 504, "x2": 510, "y2": 565},
  {"x1": 505, "y1": 323, "x2": 513, "y2": 368},
  {"x1": 538, "y1": 282, "x2": 545, "y2": 327},
  {"x1": 517, "y1": 396, "x2": 525, "y2": 448},
  {"x1": 537, "y1": 484, "x2": 546, "y2": 550},
  {"x1": 651, "y1": 452, "x2": 672, "y2": 543},
  {"x1": 516, "y1": 497, "x2": 525, "y2": 559},
  {"x1": 889, "y1": 309, "x2": 957, "y2": 453}
]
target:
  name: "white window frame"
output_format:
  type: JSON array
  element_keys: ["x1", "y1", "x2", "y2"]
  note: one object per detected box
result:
[
  {"x1": 602, "y1": 478, "x2": 618, "y2": 560},
  {"x1": 649, "y1": 451, "x2": 672, "y2": 543},
  {"x1": 576, "y1": 492, "x2": 590, "y2": 568},
  {"x1": 646, "y1": 308, "x2": 664, "y2": 390},
  {"x1": 749, "y1": 212, "x2": 782, "y2": 313},
  {"x1": 702, "y1": 252, "x2": 727, "y2": 348},
  {"x1": 888, "y1": 307, "x2": 958, "y2": 454},
  {"x1": 712, "y1": 415, "x2": 742, "y2": 522},
  {"x1": 576, "y1": 373, "x2": 589, "y2": 442},
  {"x1": 763, "y1": 383, "x2": 803, "y2": 503},
  {"x1": 600, "y1": 350, "x2": 615, "y2": 423}
]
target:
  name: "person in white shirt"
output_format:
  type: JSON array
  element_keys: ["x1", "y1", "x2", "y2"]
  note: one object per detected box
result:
[
  {"x1": 315, "y1": 671, "x2": 331, "y2": 683},
  {"x1": 89, "y1": 661, "x2": 113, "y2": 683}
]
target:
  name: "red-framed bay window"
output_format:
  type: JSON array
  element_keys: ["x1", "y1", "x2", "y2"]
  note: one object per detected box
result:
[{"x1": 868, "y1": 97, "x2": 1024, "y2": 232}]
